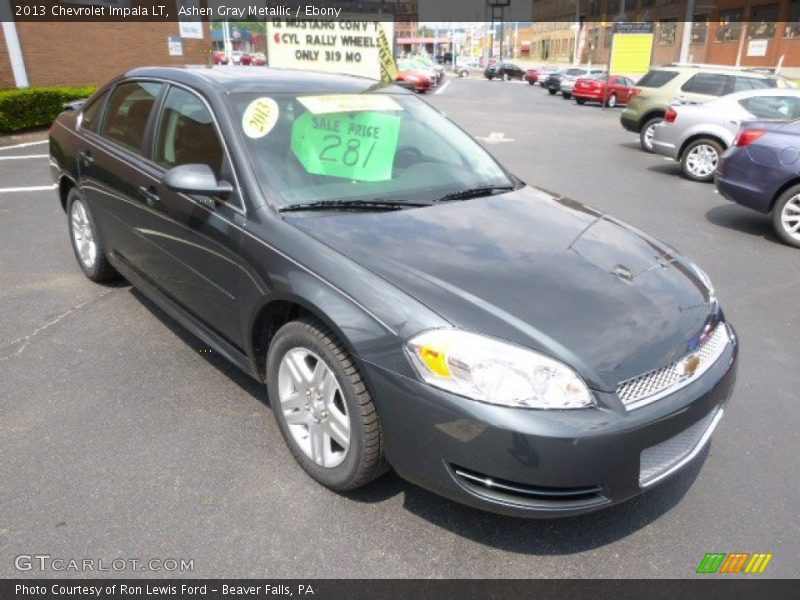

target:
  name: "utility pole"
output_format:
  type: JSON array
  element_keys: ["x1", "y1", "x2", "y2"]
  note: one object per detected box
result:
[
  {"x1": 573, "y1": 0, "x2": 580, "y2": 65},
  {"x1": 679, "y1": 0, "x2": 696, "y2": 63}
]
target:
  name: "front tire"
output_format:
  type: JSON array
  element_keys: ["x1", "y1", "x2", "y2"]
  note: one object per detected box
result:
[
  {"x1": 640, "y1": 117, "x2": 663, "y2": 153},
  {"x1": 681, "y1": 138, "x2": 723, "y2": 183},
  {"x1": 267, "y1": 317, "x2": 386, "y2": 491},
  {"x1": 606, "y1": 93, "x2": 618, "y2": 108},
  {"x1": 575, "y1": 97, "x2": 586, "y2": 105},
  {"x1": 548, "y1": 88, "x2": 557, "y2": 95},
  {"x1": 66, "y1": 189, "x2": 118, "y2": 282},
  {"x1": 772, "y1": 185, "x2": 800, "y2": 248},
  {"x1": 561, "y1": 92, "x2": 572, "y2": 99}
]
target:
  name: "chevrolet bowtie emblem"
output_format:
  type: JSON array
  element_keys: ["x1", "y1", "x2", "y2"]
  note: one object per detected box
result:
[{"x1": 679, "y1": 354, "x2": 702, "y2": 378}]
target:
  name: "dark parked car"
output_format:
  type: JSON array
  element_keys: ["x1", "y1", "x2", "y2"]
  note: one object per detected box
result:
[
  {"x1": 50, "y1": 66, "x2": 737, "y2": 517},
  {"x1": 541, "y1": 69, "x2": 565, "y2": 94},
  {"x1": 484, "y1": 62, "x2": 525, "y2": 81},
  {"x1": 716, "y1": 120, "x2": 800, "y2": 248}
]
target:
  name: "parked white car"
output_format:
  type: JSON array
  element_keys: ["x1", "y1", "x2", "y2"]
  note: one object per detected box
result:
[{"x1": 652, "y1": 88, "x2": 800, "y2": 182}]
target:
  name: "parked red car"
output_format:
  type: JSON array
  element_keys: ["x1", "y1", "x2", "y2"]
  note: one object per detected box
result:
[
  {"x1": 395, "y1": 70, "x2": 433, "y2": 94},
  {"x1": 211, "y1": 51, "x2": 229, "y2": 65},
  {"x1": 573, "y1": 74, "x2": 636, "y2": 107},
  {"x1": 240, "y1": 53, "x2": 252, "y2": 66},
  {"x1": 524, "y1": 68, "x2": 539, "y2": 85}
]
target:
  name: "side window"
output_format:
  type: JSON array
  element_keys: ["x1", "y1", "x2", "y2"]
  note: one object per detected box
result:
[
  {"x1": 101, "y1": 82, "x2": 162, "y2": 153},
  {"x1": 682, "y1": 73, "x2": 731, "y2": 96},
  {"x1": 733, "y1": 76, "x2": 773, "y2": 92},
  {"x1": 155, "y1": 86, "x2": 224, "y2": 180},
  {"x1": 739, "y1": 96, "x2": 800, "y2": 120},
  {"x1": 80, "y1": 91, "x2": 108, "y2": 132}
]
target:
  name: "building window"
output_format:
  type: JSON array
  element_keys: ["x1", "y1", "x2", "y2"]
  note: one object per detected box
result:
[
  {"x1": 785, "y1": 0, "x2": 800, "y2": 38},
  {"x1": 691, "y1": 16, "x2": 708, "y2": 44},
  {"x1": 604, "y1": 26, "x2": 612, "y2": 48},
  {"x1": 715, "y1": 10, "x2": 742, "y2": 42},
  {"x1": 749, "y1": 4, "x2": 779, "y2": 39},
  {"x1": 658, "y1": 20, "x2": 677, "y2": 46}
]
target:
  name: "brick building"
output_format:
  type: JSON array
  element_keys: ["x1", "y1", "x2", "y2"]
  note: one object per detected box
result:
[
  {"x1": 528, "y1": 0, "x2": 800, "y2": 75},
  {"x1": 0, "y1": 3, "x2": 210, "y2": 89}
]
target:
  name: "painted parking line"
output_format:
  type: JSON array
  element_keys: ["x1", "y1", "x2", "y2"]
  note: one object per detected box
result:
[
  {"x1": 0, "y1": 184, "x2": 57, "y2": 193},
  {"x1": 0, "y1": 140, "x2": 48, "y2": 151},
  {"x1": 434, "y1": 80, "x2": 451, "y2": 95},
  {"x1": 0, "y1": 154, "x2": 48, "y2": 161}
]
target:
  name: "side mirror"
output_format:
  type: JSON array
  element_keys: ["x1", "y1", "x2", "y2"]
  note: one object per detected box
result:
[{"x1": 162, "y1": 164, "x2": 233, "y2": 198}]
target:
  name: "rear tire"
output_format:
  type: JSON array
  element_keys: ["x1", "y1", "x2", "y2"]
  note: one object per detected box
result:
[
  {"x1": 771, "y1": 185, "x2": 800, "y2": 248},
  {"x1": 66, "y1": 189, "x2": 118, "y2": 282},
  {"x1": 548, "y1": 88, "x2": 557, "y2": 95},
  {"x1": 640, "y1": 117, "x2": 663, "y2": 153},
  {"x1": 681, "y1": 138, "x2": 723, "y2": 183},
  {"x1": 575, "y1": 98, "x2": 586, "y2": 105},
  {"x1": 502, "y1": 73, "x2": 510, "y2": 81},
  {"x1": 561, "y1": 93, "x2": 572, "y2": 99},
  {"x1": 267, "y1": 317, "x2": 386, "y2": 491},
  {"x1": 606, "y1": 93, "x2": 618, "y2": 108}
]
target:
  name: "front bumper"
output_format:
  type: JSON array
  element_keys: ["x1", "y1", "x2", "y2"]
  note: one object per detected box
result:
[{"x1": 362, "y1": 329, "x2": 738, "y2": 518}]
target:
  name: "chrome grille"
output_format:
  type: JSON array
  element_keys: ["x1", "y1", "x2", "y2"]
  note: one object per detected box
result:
[
  {"x1": 617, "y1": 324, "x2": 730, "y2": 410},
  {"x1": 640, "y1": 408, "x2": 723, "y2": 487}
]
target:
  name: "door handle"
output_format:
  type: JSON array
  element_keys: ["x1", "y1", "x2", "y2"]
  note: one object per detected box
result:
[
  {"x1": 138, "y1": 185, "x2": 160, "y2": 207},
  {"x1": 79, "y1": 150, "x2": 93, "y2": 166}
]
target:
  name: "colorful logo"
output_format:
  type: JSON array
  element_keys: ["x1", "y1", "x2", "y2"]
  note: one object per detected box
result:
[{"x1": 696, "y1": 552, "x2": 773, "y2": 574}]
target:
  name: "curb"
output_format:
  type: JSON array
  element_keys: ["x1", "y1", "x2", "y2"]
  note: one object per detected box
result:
[{"x1": 0, "y1": 128, "x2": 49, "y2": 148}]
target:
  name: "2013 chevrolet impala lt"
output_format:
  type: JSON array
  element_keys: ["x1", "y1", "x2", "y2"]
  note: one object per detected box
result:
[{"x1": 49, "y1": 67, "x2": 738, "y2": 517}]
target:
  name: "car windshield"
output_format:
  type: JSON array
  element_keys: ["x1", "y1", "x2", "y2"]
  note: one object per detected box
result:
[
  {"x1": 565, "y1": 69, "x2": 586, "y2": 76},
  {"x1": 228, "y1": 92, "x2": 514, "y2": 208}
]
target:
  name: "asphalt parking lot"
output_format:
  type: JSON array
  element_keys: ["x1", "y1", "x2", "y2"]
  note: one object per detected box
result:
[{"x1": 1, "y1": 76, "x2": 798, "y2": 579}]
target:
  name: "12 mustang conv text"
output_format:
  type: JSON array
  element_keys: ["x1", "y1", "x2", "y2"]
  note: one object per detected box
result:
[{"x1": 49, "y1": 67, "x2": 738, "y2": 517}]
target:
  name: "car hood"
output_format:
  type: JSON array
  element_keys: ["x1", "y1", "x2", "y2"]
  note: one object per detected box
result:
[{"x1": 284, "y1": 187, "x2": 718, "y2": 391}]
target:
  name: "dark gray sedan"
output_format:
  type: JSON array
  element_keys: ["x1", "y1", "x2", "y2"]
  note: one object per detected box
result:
[{"x1": 49, "y1": 66, "x2": 737, "y2": 517}]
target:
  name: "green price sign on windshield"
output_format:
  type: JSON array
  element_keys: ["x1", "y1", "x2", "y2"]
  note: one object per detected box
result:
[{"x1": 291, "y1": 111, "x2": 401, "y2": 182}]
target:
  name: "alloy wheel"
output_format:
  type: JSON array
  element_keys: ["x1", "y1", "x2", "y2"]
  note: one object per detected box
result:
[
  {"x1": 685, "y1": 144, "x2": 719, "y2": 179},
  {"x1": 278, "y1": 348, "x2": 350, "y2": 468},
  {"x1": 607, "y1": 93, "x2": 617, "y2": 108},
  {"x1": 70, "y1": 199, "x2": 97, "y2": 269},
  {"x1": 644, "y1": 124, "x2": 656, "y2": 150},
  {"x1": 780, "y1": 194, "x2": 800, "y2": 242}
]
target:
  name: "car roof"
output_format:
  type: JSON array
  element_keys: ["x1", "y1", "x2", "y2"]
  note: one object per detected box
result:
[
  {"x1": 653, "y1": 65, "x2": 777, "y2": 78},
  {"x1": 122, "y1": 66, "x2": 409, "y2": 95}
]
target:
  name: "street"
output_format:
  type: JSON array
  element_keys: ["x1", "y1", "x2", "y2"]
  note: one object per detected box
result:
[{"x1": 1, "y1": 76, "x2": 798, "y2": 578}]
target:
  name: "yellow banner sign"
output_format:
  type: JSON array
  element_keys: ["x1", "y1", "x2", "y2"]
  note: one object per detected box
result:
[{"x1": 609, "y1": 33, "x2": 654, "y2": 75}]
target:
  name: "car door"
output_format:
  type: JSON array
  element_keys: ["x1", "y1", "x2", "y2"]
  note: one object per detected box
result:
[
  {"x1": 137, "y1": 84, "x2": 245, "y2": 348},
  {"x1": 77, "y1": 80, "x2": 164, "y2": 275}
]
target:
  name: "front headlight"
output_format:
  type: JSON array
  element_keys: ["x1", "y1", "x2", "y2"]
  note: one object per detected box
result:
[{"x1": 406, "y1": 330, "x2": 595, "y2": 409}]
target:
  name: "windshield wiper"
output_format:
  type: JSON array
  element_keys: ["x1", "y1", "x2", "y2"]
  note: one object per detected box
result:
[
  {"x1": 279, "y1": 199, "x2": 432, "y2": 212},
  {"x1": 437, "y1": 185, "x2": 516, "y2": 203}
]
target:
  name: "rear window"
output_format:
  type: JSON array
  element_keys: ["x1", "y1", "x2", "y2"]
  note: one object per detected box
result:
[
  {"x1": 566, "y1": 68, "x2": 586, "y2": 76},
  {"x1": 733, "y1": 76, "x2": 776, "y2": 92},
  {"x1": 636, "y1": 70, "x2": 679, "y2": 88}
]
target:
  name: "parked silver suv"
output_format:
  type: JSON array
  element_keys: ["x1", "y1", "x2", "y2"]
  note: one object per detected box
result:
[{"x1": 652, "y1": 88, "x2": 800, "y2": 182}]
